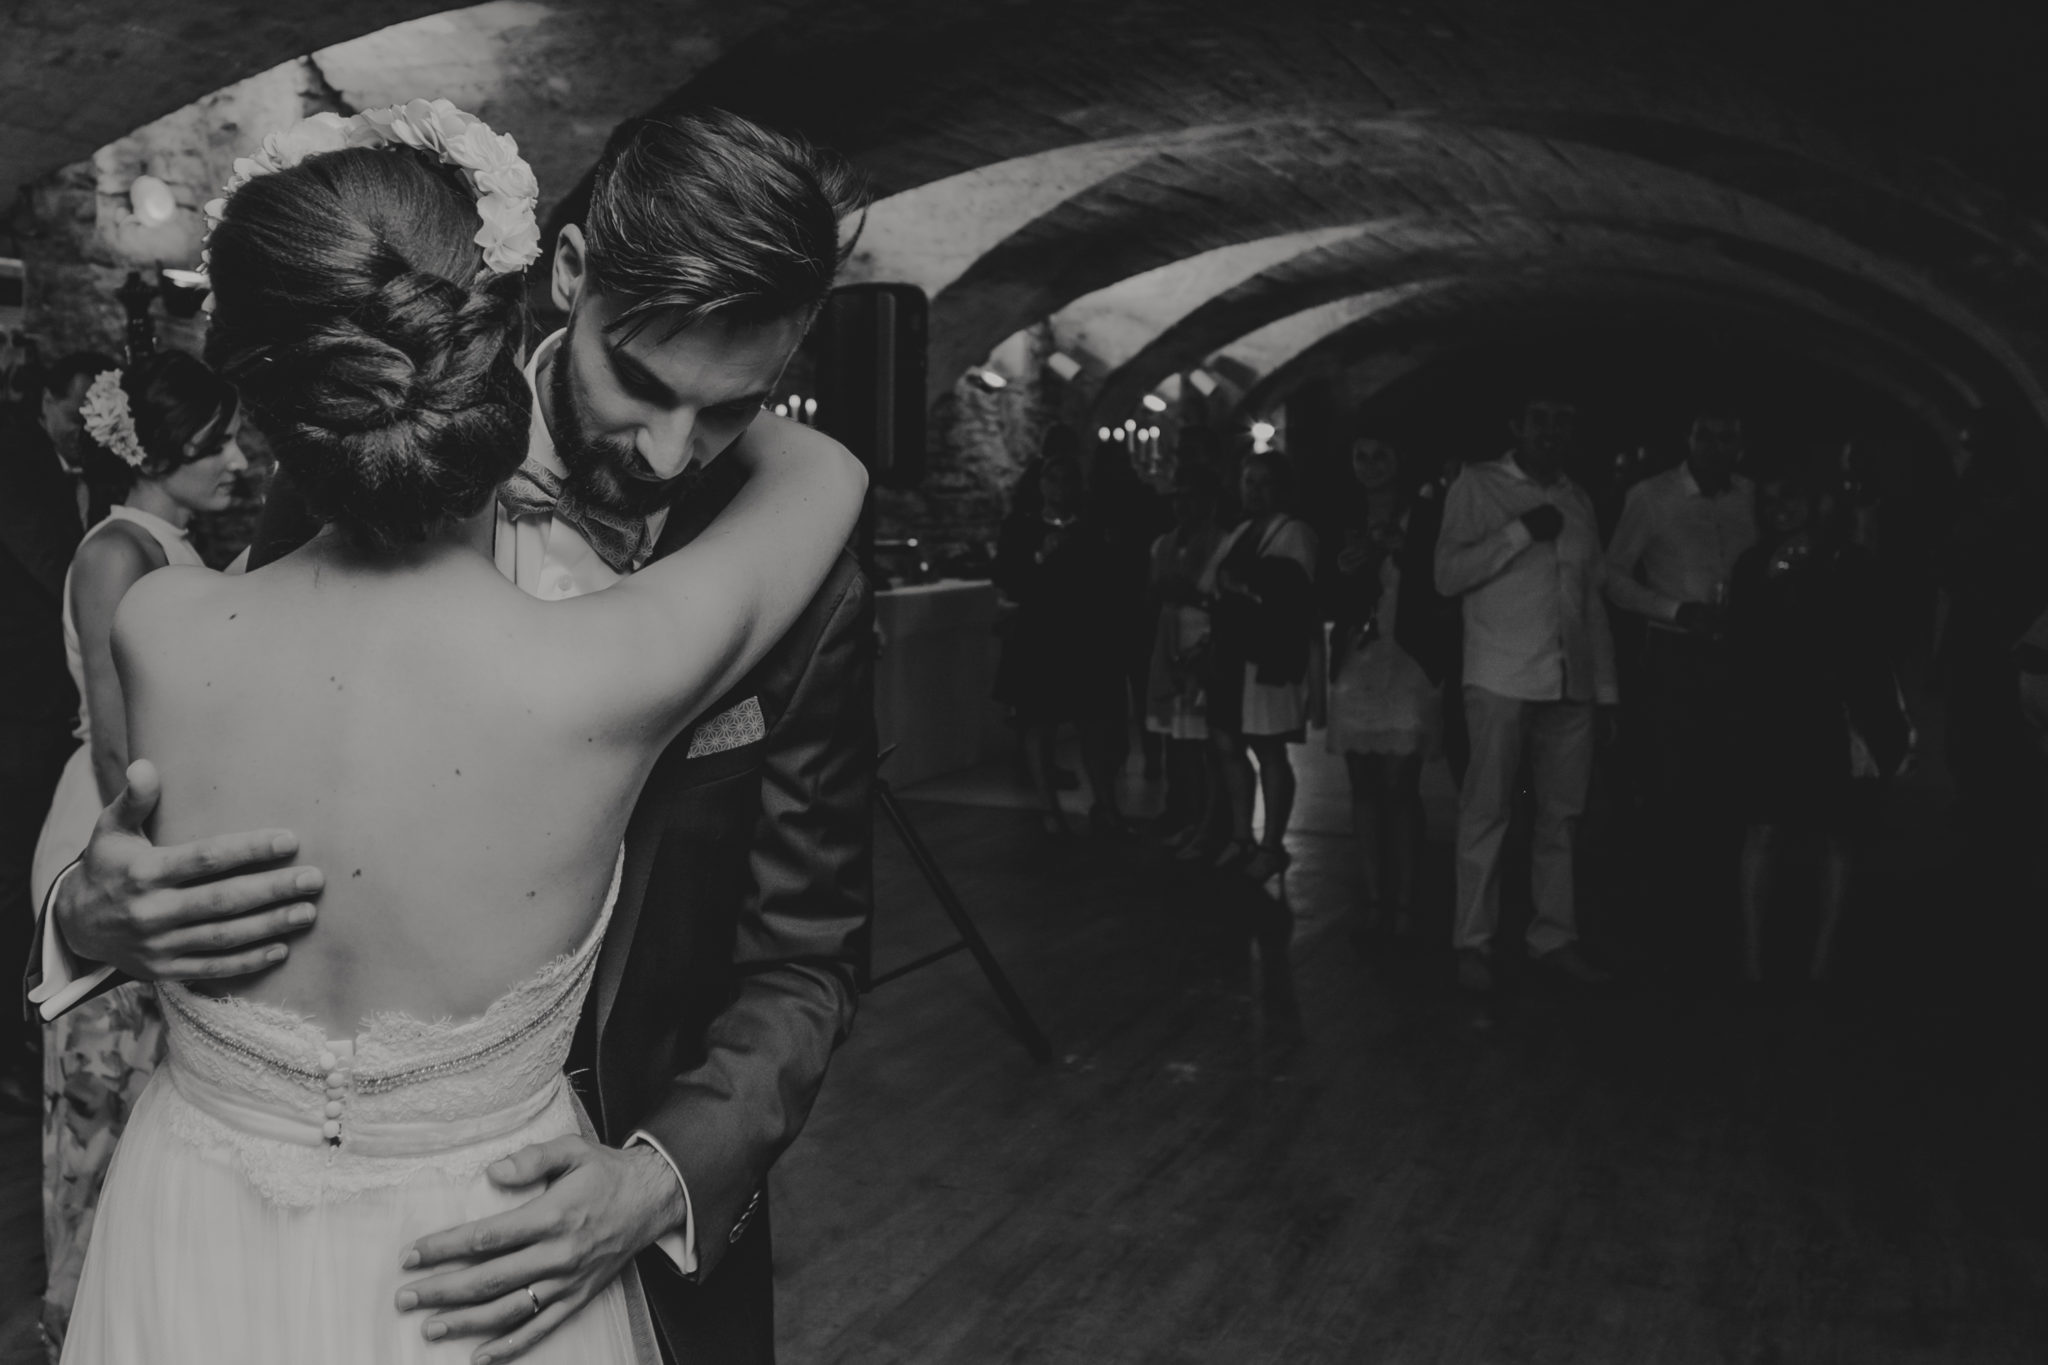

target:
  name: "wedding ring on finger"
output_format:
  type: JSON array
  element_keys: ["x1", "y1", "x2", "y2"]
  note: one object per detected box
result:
[{"x1": 525, "y1": 1285, "x2": 542, "y2": 1317}]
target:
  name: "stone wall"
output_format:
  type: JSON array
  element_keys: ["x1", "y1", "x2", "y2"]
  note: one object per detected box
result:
[
  {"x1": 873, "y1": 323, "x2": 1055, "y2": 568},
  {"x1": 11, "y1": 58, "x2": 343, "y2": 564}
]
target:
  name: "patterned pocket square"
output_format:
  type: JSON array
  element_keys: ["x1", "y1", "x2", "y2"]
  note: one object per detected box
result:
[{"x1": 686, "y1": 696, "x2": 765, "y2": 758}]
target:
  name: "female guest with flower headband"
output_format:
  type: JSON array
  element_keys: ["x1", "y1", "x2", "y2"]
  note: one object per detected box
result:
[{"x1": 26, "y1": 350, "x2": 246, "y2": 1349}]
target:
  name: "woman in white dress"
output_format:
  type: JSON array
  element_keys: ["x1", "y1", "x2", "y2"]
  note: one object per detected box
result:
[
  {"x1": 1200, "y1": 451, "x2": 1321, "y2": 891},
  {"x1": 27, "y1": 351, "x2": 247, "y2": 1352},
  {"x1": 1145, "y1": 462, "x2": 1226, "y2": 853},
  {"x1": 1324, "y1": 435, "x2": 1447, "y2": 945},
  {"x1": 58, "y1": 102, "x2": 866, "y2": 1364}
]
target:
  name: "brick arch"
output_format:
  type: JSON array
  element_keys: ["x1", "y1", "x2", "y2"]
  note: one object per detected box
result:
[
  {"x1": 908, "y1": 121, "x2": 2029, "y2": 416},
  {"x1": 17, "y1": 0, "x2": 2048, "y2": 443},
  {"x1": 640, "y1": 0, "x2": 2048, "y2": 425},
  {"x1": 1085, "y1": 220, "x2": 1990, "y2": 428},
  {"x1": 1229, "y1": 272, "x2": 1975, "y2": 462}
]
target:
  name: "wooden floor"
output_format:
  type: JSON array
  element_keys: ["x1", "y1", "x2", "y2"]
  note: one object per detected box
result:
[
  {"x1": 771, "y1": 756, "x2": 2047, "y2": 1364},
  {"x1": 1, "y1": 748, "x2": 2043, "y2": 1364}
]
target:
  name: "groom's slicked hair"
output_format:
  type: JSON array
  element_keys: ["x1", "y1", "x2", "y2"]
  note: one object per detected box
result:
[{"x1": 582, "y1": 110, "x2": 867, "y2": 341}]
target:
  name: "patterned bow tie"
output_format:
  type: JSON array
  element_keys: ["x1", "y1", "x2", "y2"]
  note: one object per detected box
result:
[{"x1": 498, "y1": 459, "x2": 654, "y2": 574}]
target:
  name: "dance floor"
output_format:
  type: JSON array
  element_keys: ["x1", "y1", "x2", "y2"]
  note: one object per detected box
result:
[{"x1": 2, "y1": 744, "x2": 2043, "y2": 1363}]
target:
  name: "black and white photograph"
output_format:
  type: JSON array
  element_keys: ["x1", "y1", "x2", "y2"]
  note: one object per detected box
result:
[{"x1": 1, "y1": 2, "x2": 2045, "y2": 1362}]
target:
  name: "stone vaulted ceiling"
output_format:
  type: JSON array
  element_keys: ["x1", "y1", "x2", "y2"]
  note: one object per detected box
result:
[{"x1": 10, "y1": 0, "x2": 2048, "y2": 439}]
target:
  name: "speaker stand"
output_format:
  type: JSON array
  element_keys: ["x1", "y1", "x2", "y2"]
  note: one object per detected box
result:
[{"x1": 868, "y1": 758, "x2": 1053, "y2": 1065}]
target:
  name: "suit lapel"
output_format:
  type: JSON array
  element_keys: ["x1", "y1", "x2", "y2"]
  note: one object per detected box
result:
[{"x1": 588, "y1": 458, "x2": 749, "y2": 1054}]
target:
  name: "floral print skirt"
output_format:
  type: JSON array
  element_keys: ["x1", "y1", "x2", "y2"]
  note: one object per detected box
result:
[{"x1": 41, "y1": 982, "x2": 165, "y2": 1359}]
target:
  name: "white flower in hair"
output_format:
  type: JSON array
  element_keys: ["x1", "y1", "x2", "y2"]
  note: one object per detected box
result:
[
  {"x1": 79, "y1": 370, "x2": 148, "y2": 469},
  {"x1": 202, "y1": 99, "x2": 543, "y2": 280}
]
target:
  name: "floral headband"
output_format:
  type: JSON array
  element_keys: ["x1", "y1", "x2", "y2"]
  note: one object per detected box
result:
[
  {"x1": 201, "y1": 99, "x2": 542, "y2": 279},
  {"x1": 79, "y1": 370, "x2": 149, "y2": 469}
]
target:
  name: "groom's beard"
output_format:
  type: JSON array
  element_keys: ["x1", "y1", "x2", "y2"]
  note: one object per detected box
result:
[{"x1": 548, "y1": 322, "x2": 696, "y2": 521}]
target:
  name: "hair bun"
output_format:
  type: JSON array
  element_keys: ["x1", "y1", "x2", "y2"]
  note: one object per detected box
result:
[
  {"x1": 263, "y1": 271, "x2": 514, "y2": 435},
  {"x1": 203, "y1": 145, "x2": 530, "y2": 549}
]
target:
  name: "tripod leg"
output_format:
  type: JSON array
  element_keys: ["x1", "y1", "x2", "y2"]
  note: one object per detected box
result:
[{"x1": 877, "y1": 782, "x2": 1054, "y2": 1064}]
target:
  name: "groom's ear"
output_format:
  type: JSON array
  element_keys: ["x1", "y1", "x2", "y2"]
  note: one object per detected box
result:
[{"x1": 550, "y1": 224, "x2": 590, "y2": 315}]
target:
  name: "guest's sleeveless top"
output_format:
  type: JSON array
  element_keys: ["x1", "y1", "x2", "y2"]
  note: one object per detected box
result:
[
  {"x1": 152, "y1": 855, "x2": 621, "y2": 1207},
  {"x1": 62, "y1": 506, "x2": 205, "y2": 742}
]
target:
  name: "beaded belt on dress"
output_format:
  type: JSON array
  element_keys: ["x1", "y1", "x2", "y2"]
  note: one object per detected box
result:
[{"x1": 165, "y1": 1047, "x2": 566, "y2": 1159}]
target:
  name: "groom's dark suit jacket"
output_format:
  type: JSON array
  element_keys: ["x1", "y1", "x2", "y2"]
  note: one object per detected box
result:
[{"x1": 242, "y1": 458, "x2": 876, "y2": 1365}]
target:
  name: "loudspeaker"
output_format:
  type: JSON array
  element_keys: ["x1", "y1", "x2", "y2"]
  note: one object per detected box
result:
[{"x1": 811, "y1": 283, "x2": 927, "y2": 489}]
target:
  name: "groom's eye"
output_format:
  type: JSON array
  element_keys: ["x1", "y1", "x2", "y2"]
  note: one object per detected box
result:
[{"x1": 608, "y1": 351, "x2": 675, "y2": 407}]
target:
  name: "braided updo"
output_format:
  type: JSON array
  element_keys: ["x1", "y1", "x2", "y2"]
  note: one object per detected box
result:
[{"x1": 203, "y1": 146, "x2": 528, "y2": 549}]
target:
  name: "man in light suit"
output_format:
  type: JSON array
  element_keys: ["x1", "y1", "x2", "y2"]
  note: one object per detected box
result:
[{"x1": 28, "y1": 112, "x2": 872, "y2": 1365}]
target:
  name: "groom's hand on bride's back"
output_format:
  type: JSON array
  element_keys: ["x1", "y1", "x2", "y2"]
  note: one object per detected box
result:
[{"x1": 56, "y1": 759, "x2": 325, "y2": 982}]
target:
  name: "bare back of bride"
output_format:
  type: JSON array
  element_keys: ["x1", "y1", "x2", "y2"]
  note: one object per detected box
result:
[{"x1": 60, "y1": 103, "x2": 863, "y2": 1365}]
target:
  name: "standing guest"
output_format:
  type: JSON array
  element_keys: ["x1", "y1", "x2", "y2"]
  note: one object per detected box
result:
[
  {"x1": 1091, "y1": 436, "x2": 1173, "y2": 780},
  {"x1": 26, "y1": 353, "x2": 247, "y2": 1350},
  {"x1": 1424, "y1": 450, "x2": 1472, "y2": 784},
  {"x1": 1435, "y1": 394, "x2": 1616, "y2": 993},
  {"x1": 2020, "y1": 607, "x2": 2048, "y2": 753},
  {"x1": 2018, "y1": 608, "x2": 2048, "y2": 893},
  {"x1": 1145, "y1": 463, "x2": 1227, "y2": 850},
  {"x1": 1729, "y1": 466, "x2": 1911, "y2": 985},
  {"x1": 1931, "y1": 429, "x2": 2046, "y2": 866},
  {"x1": 1326, "y1": 434, "x2": 1450, "y2": 943},
  {"x1": 0, "y1": 353, "x2": 115, "y2": 1116},
  {"x1": 993, "y1": 432, "x2": 1128, "y2": 836},
  {"x1": 1202, "y1": 450, "x2": 1321, "y2": 889},
  {"x1": 1604, "y1": 407, "x2": 1756, "y2": 812}
]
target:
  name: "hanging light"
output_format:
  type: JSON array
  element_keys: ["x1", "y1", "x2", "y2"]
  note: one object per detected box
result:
[
  {"x1": 969, "y1": 367, "x2": 1008, "y2": 391},
  {"x1": 128, "y1": 175, "x2": 177, "y2": 227},
  {"x1": 1250, "y1": 420, "x2": 1277, "y2": 453},
  {"x1": 1097, "y1": 426, "x2": 1113, "y2": 442},
  {"x1": 1045, "y1": 352, "x2": 1082, "y2": 382},
  {"x1": 1186, "y1": 368, "x2": 1219, "y2": 397},
  {"x1": 1141, "y1": 393, "x2": 1168, "y2": 413}
]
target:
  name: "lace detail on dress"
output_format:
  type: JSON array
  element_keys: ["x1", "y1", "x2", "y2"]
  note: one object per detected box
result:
[{"x1": 152, "y1": 855, "x2": 620, "y2": 1208}]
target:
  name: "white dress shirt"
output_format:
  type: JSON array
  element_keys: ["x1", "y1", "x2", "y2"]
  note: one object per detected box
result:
[
  {"x1": 1604, "y1": 464, "x2": 1756, "y2": 625},
  {"x1": 1434, "y1": 454, "x2": 1617, "y2": 705},
  {"x1": 35, "y1": 328, "x2": 699, "y2": 1273}
]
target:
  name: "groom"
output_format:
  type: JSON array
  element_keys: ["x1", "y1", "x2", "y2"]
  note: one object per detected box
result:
[{"x1": 28, "y1": 111, "x2": 872, "y2": 1365}]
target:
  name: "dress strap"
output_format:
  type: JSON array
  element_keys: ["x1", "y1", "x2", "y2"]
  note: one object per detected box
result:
[{"x1": 87, "y1": 505, "x2": 194, "y2": 566}]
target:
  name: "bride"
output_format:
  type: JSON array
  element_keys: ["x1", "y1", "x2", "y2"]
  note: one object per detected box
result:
[{"x1": 59, "y1": 104, "x2": 865, "y2": 1362}]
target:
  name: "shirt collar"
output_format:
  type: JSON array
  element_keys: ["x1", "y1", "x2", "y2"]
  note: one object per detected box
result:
[
  {"x1": 1501, "y1": 451, "x2": 1568, "y2": 489},
  {"x1": 1679, "y1": 463, "x2": 1748, "y2": 500},
  {"x1": 522, "y1": 329, "x2": 570, "y2": 481},
  {"x1": 517, "y1": 326, "x2": 671, "y2": 555}
]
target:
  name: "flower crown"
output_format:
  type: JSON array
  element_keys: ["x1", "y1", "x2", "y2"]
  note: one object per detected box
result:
[
  {"x1": 79, "y1": 370, "x2": 149, "y2": 469},
  {"x1": 201, "y1": 99, "x2": 542, "y2": 279}
]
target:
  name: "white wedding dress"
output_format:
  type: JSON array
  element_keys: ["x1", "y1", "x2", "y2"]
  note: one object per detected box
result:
[{"x1": 60, "y1": 857, "x2": 662, "y2": 1364}]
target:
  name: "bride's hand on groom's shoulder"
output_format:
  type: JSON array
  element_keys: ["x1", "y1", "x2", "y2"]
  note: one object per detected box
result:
[
  {"x1": 56, "y1": 759, "x2": 326, "y2": 982},
  {"x1": 396, "y1": 1136, "x2": 689, "y2": 1361}
]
